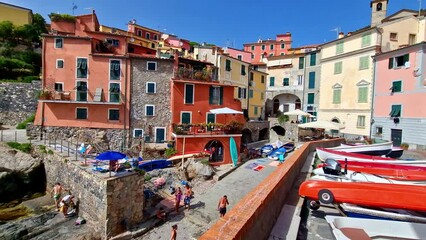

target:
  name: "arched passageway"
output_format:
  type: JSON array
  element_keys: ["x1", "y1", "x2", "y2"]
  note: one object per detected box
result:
[
  {"x1": 258, "y1": 128, "x2": 269, "y2": 141},
  {"x1": 204, "y1": 140, "x2": 224, "y2": 162}
]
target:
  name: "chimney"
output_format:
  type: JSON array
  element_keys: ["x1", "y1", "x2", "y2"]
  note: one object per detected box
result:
[
  {"x1": 338, "y1": 32, "x2": 345, "y2": 39},
  {"x1": 347, "y1": 32, "x2": 352, "y2": 36}
]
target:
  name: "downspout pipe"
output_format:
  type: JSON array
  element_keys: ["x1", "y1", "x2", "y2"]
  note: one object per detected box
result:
[
  {"x1": 40, "y1": 36, "x2": 46, "y2": 139},
  {"x1": 370, "y1": 56, "x2": 377, "y2": 140}
]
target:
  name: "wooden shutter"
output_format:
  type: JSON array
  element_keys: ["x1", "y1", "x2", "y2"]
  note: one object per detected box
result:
[
  {"x1": 310, "y1": 53, "x2": 316, "y2": 66},
  {"x1": 308, "y1": 93, "x2": 314, "y2": 104},
  {"x1": 219, "y1": 87, "x2": 223, "y2": 105},
  {"x1": 388, "y1": 58, "x2": 394, "y2": 69},
  {"x1": 308, "y1": 72, "x2": 315, "y2": 88}
]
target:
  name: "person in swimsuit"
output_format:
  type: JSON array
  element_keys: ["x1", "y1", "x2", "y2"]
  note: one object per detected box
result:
[
  {"x1": 183, "y1": 184, "x2": 192, "y2": 210},
  {"x1": 217, "y1": 195, "x2": 229, "y2": 217},
  {"x1": 50, "y1": 182, "x2": 67, "y2": 211},
  {"x1": 170, "y1": 224, "x2": 177, "y2": 240},
  {"x1": 175, "y1": 187, "x2": 182, "y2": 213}
]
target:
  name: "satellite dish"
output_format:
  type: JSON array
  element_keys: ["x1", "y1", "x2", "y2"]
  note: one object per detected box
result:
[{"x1": 130, "y1": 38, "x2": 135, "y2": 43}]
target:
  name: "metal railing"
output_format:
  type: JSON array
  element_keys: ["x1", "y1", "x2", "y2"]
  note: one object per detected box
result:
[{"x1": 173, "y1": 67, "x2": 218, "y2": 82}]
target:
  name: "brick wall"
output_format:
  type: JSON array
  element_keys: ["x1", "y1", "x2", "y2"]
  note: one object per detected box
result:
[{"x1": 200, "y1": 139, "x2": 344, "y2": 240}]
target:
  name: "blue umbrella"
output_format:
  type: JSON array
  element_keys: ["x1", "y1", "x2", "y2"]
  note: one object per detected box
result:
[
  {"x1": 95, "y1": 151, "x2": 126, "y2": 177},
  {"x1": 96, "y1": 151, "x2": 126, "y2": 161}
]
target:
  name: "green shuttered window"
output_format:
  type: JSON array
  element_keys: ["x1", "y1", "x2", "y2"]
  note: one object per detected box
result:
[
  {"x1": 333, "y1": 89, "x2": 341, "y2": 104},
  {"x1": 358, "y1": 86, "x2": 368, "y2": 103},
  {"x1": 308, "y1": 72, "x2": 315, "y2": 89}
]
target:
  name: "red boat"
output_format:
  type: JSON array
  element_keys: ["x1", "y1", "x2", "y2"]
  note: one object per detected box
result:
[
  {"x1": 299, "y1": 180, "x2": 426, "y2": 212},
  {"x1": 318, "y1": 159, "x2": 426, "y2": 181}
]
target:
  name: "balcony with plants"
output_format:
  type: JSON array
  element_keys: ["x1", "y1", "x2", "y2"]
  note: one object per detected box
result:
[{"x1": 172, "y1": 120, "x2": 243, "y2": 136}]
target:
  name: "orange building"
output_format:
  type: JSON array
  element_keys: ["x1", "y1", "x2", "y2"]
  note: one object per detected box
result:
[{"x1": 243, "y1": 33, "x2": 293, "y2": 64}]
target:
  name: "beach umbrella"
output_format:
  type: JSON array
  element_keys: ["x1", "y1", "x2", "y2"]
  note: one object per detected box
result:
[
  {"x1": 283, "y1": 109, "x2": 311, "y2": 116},
  {"x1": 298, "y1": 120, "x2": 345, "y2": 131},
  {"x1": 210, "y1": 107, "x2": 243, "y2": 115},
  {"x1": 96, "y1": 151, "x2": 126, "y2": 177}
]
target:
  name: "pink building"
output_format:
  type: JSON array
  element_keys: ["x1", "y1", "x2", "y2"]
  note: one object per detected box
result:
[
  {"x1": 223, "y1": 47, "x2": 251, "y2": 63},
  {"x1": 372, "y1": 42, "x2": 426, "y2": 149},
  {"x1": 243, "y1": 33, "x2": 292, "y2": 64}
]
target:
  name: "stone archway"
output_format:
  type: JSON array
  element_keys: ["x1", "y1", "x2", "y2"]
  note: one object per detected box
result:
[
  {"x1": 204, "y1": 140, "x2": 224, "y2": 163},
  {"x1": 273, "y1": 99, "x2": 280, "y2": 115},
  {"x1": 241, "y1": 128, "x2": 252, "y2": 145},
  {"x1": 258, "y1": 128, "x2": 269, "y2": 141}
]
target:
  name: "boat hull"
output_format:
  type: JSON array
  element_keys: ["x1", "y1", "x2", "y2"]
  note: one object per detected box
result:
[
  {"x1": 331, "y1": 141, "x2": 392, "y2": 156},
  {"x1": 316, "y1": 147, "x2": 394, "y2": 161},
  {"x1": 299, "y1": 180, "x2": 426, "y2": 211}
]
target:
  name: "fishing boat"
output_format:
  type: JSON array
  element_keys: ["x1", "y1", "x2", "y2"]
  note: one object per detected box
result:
[
  {"x1": 325, "y1": 215, "x2": 426, "y2": 240},
  {"x1": 327, "y1": 159, "x2": 426, "y2": 181},
  {"x1": 340, "y1": 203, "x2": 426, "y2": 223},
  {"x1": 312, "y1": 164, "x2": 426, "y2": 185},
  {"x1": 267, "y1": 146, "x2": 287, "y2": 160},
  {"x1": 282, "y1": 141, "x2": 296, "y2": 153},
  {"x1": 329, "y1": 141, "x2": 392, "y2": 156},
  {"x1": 316, "y1": 147, "x2": 395, "y2": 161},
  {"x1": 138, "y1": 159, "x2": 172, "y2": 172},
  {"x1": 342, "y1": 143, "x2": 404, "y2": 158},
  {"x1": 299, "y1": 180, "x2": 426, "y2": 211}
]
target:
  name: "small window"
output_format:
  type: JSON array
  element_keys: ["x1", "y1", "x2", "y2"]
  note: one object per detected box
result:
[
  {"x1": 269, "y1": 53, "x2": 274, "y2": 57},
  {"x1": 241, "y1": 65, "x2": 246, "y2": 75},
  {"x1": 55, "y1": 38, "x2": 63, "y2": 48},
  {"x1": 184, "y1": 84, "x2": 194, "y2": 104},
  {"x1": 56, "y1": 59, "x2": 64, "y2": 68},
  {"x1": 106, "y1": 39, "x2": 119, "y2": 46},
  {"x1": 389, "y1": 105, "x2": 401, "y2": 117},
  {"x1": 361, "y1": 33, "x2": 371, "y2": 47},
  {"x1": 310, "y1": 53, "x2": 316, "y2": 66},
  {"x1": 261, "y1": 75, "x2": 265, "y2": 84},
  {"x1": 238, "y1": 87, "x2": 246, "y2": 99},
  {"x1": 146, "y1": 32, "x2": 150, "y2": 39},
  {"x1": 392, "y1": 81, "x2": 402, "y2": 93},
  {"x1": 76, "y1": 81, "x2": 87, "y2": 101},
  {"x1": 109, "y1": 83, "x2": 120, "y2": 103},
  {"x1": 308, "y1": 72, "x2": 315, "y2": 89},
  {"x1": 261, "y1": 45, "x2": 265, "y2": 50},
  {"x1": 109, "y1": 109, "x2": 120, "y2": 121},
  {"x1": 237, "y1": 55, "x2": 242, "y2": 60},
  {"x1": 134, "y1": 129, "x2": 143, "y2": 138},
  {"x1": 54, "y1": 83, "x2": 63, "y2": 92},
  {"x1": 358, "y1": 86, "x2": 368, "y2": 103},
  {"x1": 254, "y1": 106, "x2": 258, "y2": 115},
  {"x1": 110, "y1": 60, "x2": 121, "y2": 80},
  {"x1": 390, "y1": 32, "x2": 398, "y2": 41},
  {"x1": 336, "y1": 41, "x2": 344, "y2": 54},
  {"x1": 388, "y1": 54, "x2": 409, "y2": 69},
  {"x1": 137, "y1": 30, "x2": 142, "y2": 37},
  {"x1": 249, "y1": 89, "x2": 253, "y2": 98},
  {"x1": 280, "y1": 53, "x2": 284, "y2": 56},
  {"x1": 307, "y1": 93, "x2": 315, "y2": 104},
  {"x1": 270, "y1": 77, "x2": 275, "y2": 86},
  {"x1": 299, "y1": 57, "x2": 304, "y2": 69},
  {"x1": 181, "y1": 112, "x2": 191, "y2": 124},
  {"x1": 76, "y1": 108, "x2": 87, "y2": 119},
  {"x1": 207, "y1": 113, "x2": 215, "y2": 124},
  {"x1": 281, "y1": 43, "x2": 285, "y2": 49},
  {"x1": 251, "y1": 45, "x2": 255, "y2": 50},
  {"x1": 151, "y1": 43, "x2": 155, "y2": 48},
  {"x1": 334, "y1": 62, "x2": 342, "y2": 74},
  {"x1": 270, "y1": 44, "x2": 274, "y2": 50},
  {"x1": 146, "y1": 82, "x2": 156, "y2": 93},
  {"x1": 251, "y1": 54, "x2": 255, "y2": 59},
  {"x1": 261, "y1": 92, "x2": 264, "y2": 100},
  {"x1": 225, "y1": 59, "x2": 231, "y2": 71},
  {"x1": 209, "y1": 86, "x2": 223, "y2": 105},
  {"x1": 153, "y1": 35, "x2": 158, "y2": 40},
  {"x1": 377, "y1": 2, "x2": 382, "y2": 11},
  {"x1": 359, "y1": 56, "x2": 369, "y2": 70},
  {"x1": 145, "y1": 105, "x2": 155, "y2": 116},
  {"x1": 375, "y1": 126, "x2": 383, "y2": 136},
  {"x1": 333, "y1": 89, "x2": 341, "y2": 104},
  {"x1": 357, "y1": 116, "x2": 366, "y2": 128},
  {"x1": 283, "y1": 78, "x2": 289, "y2": 86},
  {"x1": 297, "y1": 75, "x2": 303, "y2": 85},
  {"x1": 147, "y1": 61, "x2": 157, "y2": 71},
  {"x1": 409, "y1": 34, "x2": 416, "y2": 45}
]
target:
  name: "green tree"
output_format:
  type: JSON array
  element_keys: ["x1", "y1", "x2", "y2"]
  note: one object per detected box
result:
[{"x1": 0, "y1": 20, "x2": 15, "y2": 42}]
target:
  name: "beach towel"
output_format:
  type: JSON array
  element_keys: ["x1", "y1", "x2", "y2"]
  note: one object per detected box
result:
[
  {"x1": 253, "y1": 165, "x2": 265, "y2": 171},
  {"x1": 268, "y1": 161, "x2": 280, "y2": 167},
  {"x1": 245, "y1": 162, "x2": 258, "y2": 169}
]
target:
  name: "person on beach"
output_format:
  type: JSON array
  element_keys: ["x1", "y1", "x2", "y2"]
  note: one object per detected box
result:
[
  {"x1": 156, "y1": 207, "x2": 166, "y2": 222},
  {"x1": 183, "y1": 184, "x2": 192, "y2": 210},
  {"x1": 170, "y1": 224, "x2": 178, "y2": 240},
  {"x1": 59, "y1": 194, "x2": 75, "y2": 218},
  {"x1": 50, "y1": 182, "x2": 67, "y2": 211},
  {"x1": 175, "y1": 187, "x2": 182, "y2": 213},
  {"x1": 218, "y1": 195, "x2": 229, "y2": 217}
]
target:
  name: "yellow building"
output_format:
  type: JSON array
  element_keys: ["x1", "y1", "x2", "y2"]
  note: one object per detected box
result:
[
  {"x1": 217, "y1": 54, "x2": 250, "y2": 111},
  {"x1": 0, "y1": 2, "x2": 33, "y2": 26},
  {"x1": 248, "y1": 69, "x2": 267, "y2": 120}
]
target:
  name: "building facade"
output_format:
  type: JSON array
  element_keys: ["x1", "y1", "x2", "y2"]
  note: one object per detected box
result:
[
  {"x1": 303, "y1": 49, "x2": 321, "y2": 120},
  {"x1": 372, "y1": 42, "x2": 426, "y2": 149},
  {"x1": 0, "y1": 2, "x2": 33, "y2": 26},
  {"x1": 243, "y1": 33, "x2": 292, "y2": 64},
  {"x1": 248, "y1": 69, "x2": 267, "y2": 120}
]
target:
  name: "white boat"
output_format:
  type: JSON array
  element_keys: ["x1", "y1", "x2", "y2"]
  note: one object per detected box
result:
[
  {"x1": 312, "y1": 168, "x2": 426, "y2": 185},
  {"x1": 340, "y1": 203, "x2": 426, "y2": 223},
  {"x1": 325, "y1": 215, "x2": 426, "y2": 240},
  {"x1": 330, "y1": 141, "x2": 393, "y2": 156}
]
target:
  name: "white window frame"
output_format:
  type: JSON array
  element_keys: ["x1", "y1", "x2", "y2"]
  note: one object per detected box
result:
[
  {"x1": 54, "y1": 38, "x2": 63, "y2": 49},
  {"x1": 108, "y1": 82, "x2": 121, "y2": 103},
  {"x1": 147, "y1": 61, "x2": 157, "y2": 71},
  {"x1": 56, "y1": 59, "x2": 64, "y2": 69},
  {"x1": 184, "y1": 83, "x2": 194, "y2": 104},
  {"x1": 146, "y1": 82, "x2": 157, "y2": 94},
  {"x1": 357, "y1": 115, "x2": 366, "y2": 128},
  {"x1": 75, "y1": 80, "x2": 88, "y2": 101},
  {"x1": 76, "y1": 107, "x2": 88, "y2": 120},
  {"x1": 137, "y1": 30, "x2": 142, "y2": 37},
  {"x1": 145, "y1": 104, "x2": 155, "y2": 116},
  {"x1": 180, "y1": 111, "x2": 192, "y2": 124},
  {"x1": 206, "y1": 113, "x2": 216, "y2": 123},
  {"x1": 109, "y1": 59, "x2": 121, "y2": 80},
  {"x1": 146, "y1": 32, "x2": 150, "y2": 39},
  {"x1": 75, "y1": 57, "x2": 89, "y2": 79},
  {"x1": 154, "y1": 127, "x2": 166, "y2": 143},
  {"x1": 133, "y1": 128, "x2": 144, "y2": 138},
  {"x1": 237, "y1": 54, "x2": 242, "y2": 60},
  {"x1": 108, "y1": 108, "x2": 120, "y2": 121},
  {"x1": 297, "y1": 75, "x2": 303, "y2": 85},
  {"x1": 54, "y1": 82, "x2": 64, "y2": 92}
]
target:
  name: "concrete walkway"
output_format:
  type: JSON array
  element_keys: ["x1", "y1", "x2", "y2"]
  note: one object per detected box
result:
[{"x1": 136, "y1": 157, "x2": 279, "y2": 240}]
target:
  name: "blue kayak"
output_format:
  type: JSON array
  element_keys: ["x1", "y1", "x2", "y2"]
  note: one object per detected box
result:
[
  {"x1": 267, "y1": 146, "x2": 287, "y2": 160},
  {"x1": 138, "y1": 159, "x2": 172, "y2": 172}
]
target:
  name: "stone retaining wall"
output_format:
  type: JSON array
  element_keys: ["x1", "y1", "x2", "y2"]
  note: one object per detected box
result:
[
  {"x1": 200, "y1": 138, "x2": 345, "y2": 240},
  {"x1": 0, "y1": 81, "x2": 41, "y2": 126},
  {"x1": 44, "y1": 153, "x2": 144, "y2": 238}
]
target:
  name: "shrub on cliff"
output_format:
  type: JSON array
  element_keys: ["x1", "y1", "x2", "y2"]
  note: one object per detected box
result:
[
  {"x1": 16, "y1": 114, "x2": 35, "y2": 129},
  {"x1": 6, "y1": 142, "x2": 32, "y2": 153}
]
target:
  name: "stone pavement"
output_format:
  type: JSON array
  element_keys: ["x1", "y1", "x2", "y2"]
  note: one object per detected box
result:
[{"x1": 135, "y1": 157, "x2": 279, "y2": 240}]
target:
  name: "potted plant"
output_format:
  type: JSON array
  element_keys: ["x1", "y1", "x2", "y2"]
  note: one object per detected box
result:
[
  {"x1": 38, "y1": 89, "x2": 52, "y2": 100},
  {"x1": 400, "y1": 142, "x2": 409, "y2": 150},
  {"x1": 225, "y1": 120, "x2": 243, "y2": 134}
]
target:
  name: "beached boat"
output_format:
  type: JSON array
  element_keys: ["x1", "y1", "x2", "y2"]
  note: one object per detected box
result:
[
  {"x1": 342, "y1": 143, "x2": 404, "y2": 158},
  {"x1": 312, "y1": 166, "x2": 426, "y2": 185},
  {"x1": 299, "y1": 179, "x2": 426, "y2": 211},
  {"x1": 319, "y1": 159, "x2": 426, "y2": 181},
  {"x1": 267, "y1": 146, "x2": 287, "y2": 160},
  {"x1": 340, "y1": 203, "x2": 426, "y2": 223},
  {"x1": 282, "y1": 142, "x2": 295, "y2": 153},
  {"x1": 316, "y1": 147, "x2": 395, "y2": 161},
  {"x1": 325, "y1": 215, "x2": 426, "y2": 240},
  {"x1": 138, "y1": 159, "x2": 172, "y2": 172},
  {"x1": 330, "y1": 141, "x2": 392, "y2": 156}
]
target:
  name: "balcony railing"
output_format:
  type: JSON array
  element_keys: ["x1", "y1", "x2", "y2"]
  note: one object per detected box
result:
[
  {"x1": 38, "y1": 88, "x2": 123, "y2": 104},
  {"x1": 172, "y1": 122, "x2": 243, "y2": 136},
  {"x1": 173, "y1": 67, "x2": 218, "y2": 82}
]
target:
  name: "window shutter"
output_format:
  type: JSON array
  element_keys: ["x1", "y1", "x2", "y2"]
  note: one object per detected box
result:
[
  {"x1": 185, "y1": 84, "x2": 194, "y2": 104},
  {"x1": 308, "y1": 93, "x2": 314, "y2": 104},
  {"x1": 403, "y1": 54, "x2": 409, "y2": 63},
  {"x1": 308, "y1": 72, "x2": 315, "y2": 88},
  {"x1": 270, "y1": 77, "x2": 275, "y2": 86},
  {"x1": 393, "y1": 81, "x2": 402, "y2": 92},
  {"x1": 299, "y1": 57, "x2": 304, "y2": 69},
  {"x1": 388, "y1": 58, "x2": 394, "y2": 69},
  {"x1": 219, "y1": 87, "x2": 223, "y2": 105},
  {"x1": 310, "y1": 53, "x2": 316, "y2": 66}
]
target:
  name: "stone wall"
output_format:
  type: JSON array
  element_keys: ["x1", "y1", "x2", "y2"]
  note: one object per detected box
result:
[
  {"x1": 0, "y1": 81, "x2": 41, "y2": 125},
  {"x1": 130, "y1": 58, "x2": 174, "y2": 143},
  {"x1": 44, "y1": 153, "x2": 145, "y2": 238},
  {"x1": 243, "y1": 121, "x2": 270, "y2": 142},
  {"x1": 27, "y1": 125, "x2": 128, "y2": 152}
]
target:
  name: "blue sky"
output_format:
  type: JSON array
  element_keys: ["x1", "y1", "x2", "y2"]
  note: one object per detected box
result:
[{"x1": 3, "y1": 0, "x2": 422, "y2": 48}]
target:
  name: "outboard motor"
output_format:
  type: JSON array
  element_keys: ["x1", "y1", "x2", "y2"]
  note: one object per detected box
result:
[{"x1": 323, "y1": 159, "x2": 342, "y2": 175}]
